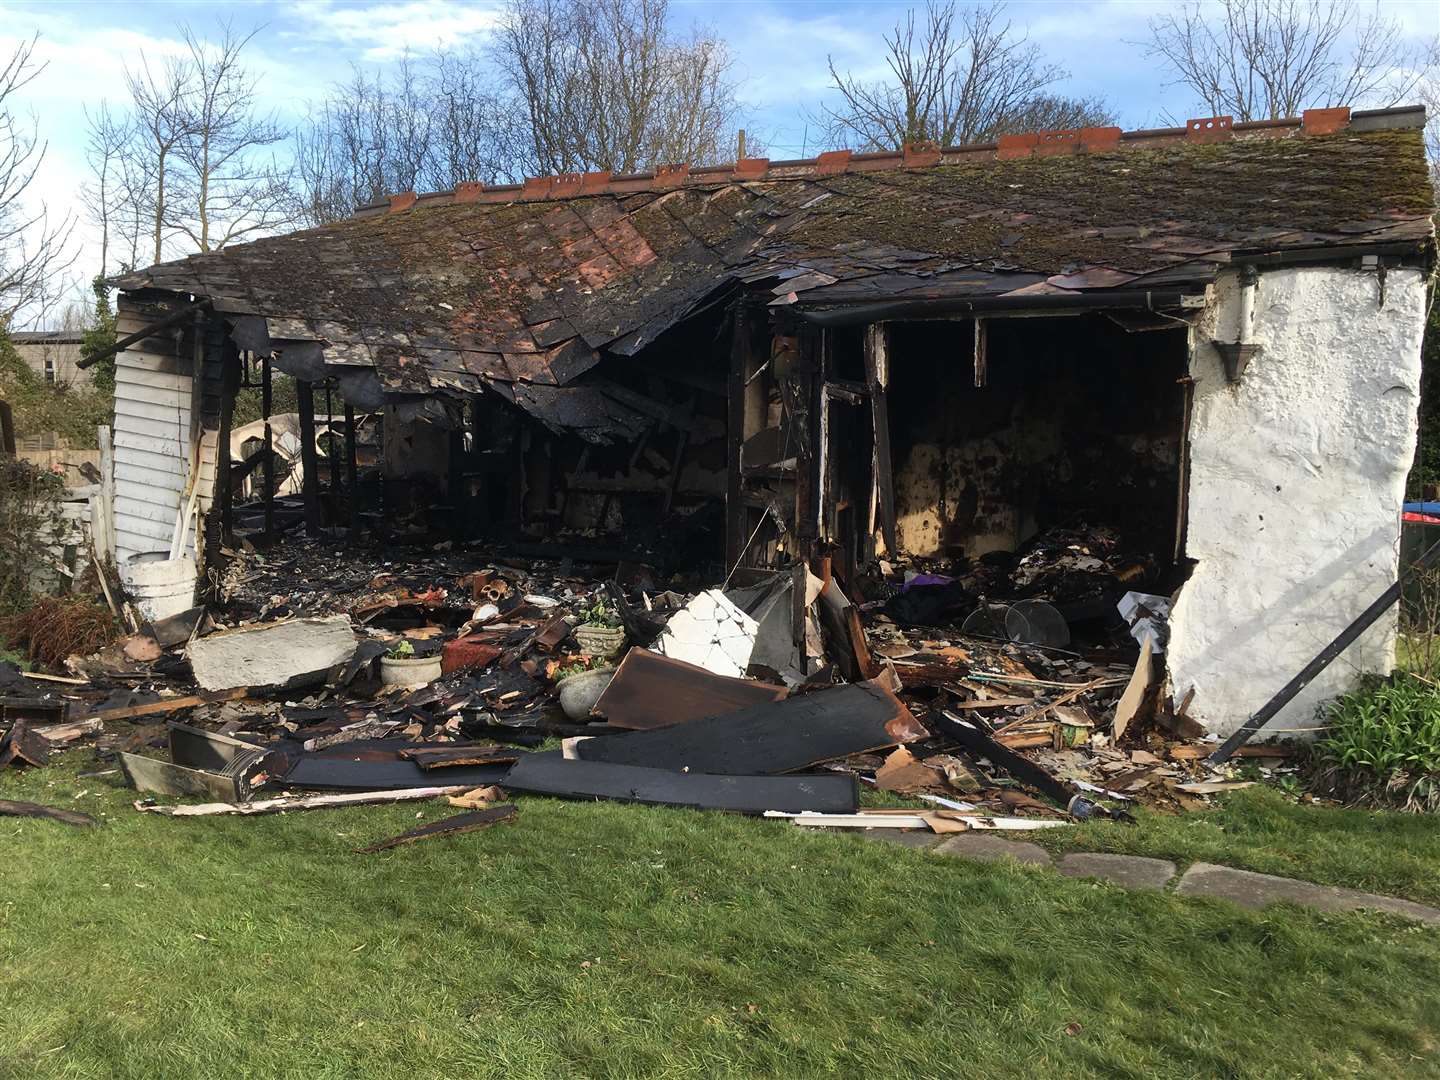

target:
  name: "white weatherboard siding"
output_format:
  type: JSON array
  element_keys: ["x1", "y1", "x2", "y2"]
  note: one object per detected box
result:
[
  {"x1": 112, "y1": 344, "x2": 194, "y2": 564},
  {"x1": 1168, "y1": 266, "x2": 1426, "y2": 738}
]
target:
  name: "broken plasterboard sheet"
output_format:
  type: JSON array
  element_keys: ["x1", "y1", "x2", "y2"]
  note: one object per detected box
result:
[
  {"x1": 654, "y1": 589, "x2": 758, "y2": 677},
  {"x1": 187, "y1": 615, "x2": 357, "y2": 691},
  {"x1": 725, "y1": 570, "x2": 825, "y2": 684}
]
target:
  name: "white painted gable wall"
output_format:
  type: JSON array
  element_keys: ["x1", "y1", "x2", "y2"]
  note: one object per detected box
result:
[{"x1": 1168, "y1": 265, "x2": 1427, "y2": 738}]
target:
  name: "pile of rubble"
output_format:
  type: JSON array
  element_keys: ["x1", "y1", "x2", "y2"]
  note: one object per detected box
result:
[{"x1": 0, "y1": 534, "x2": 1287, "y2": 843}]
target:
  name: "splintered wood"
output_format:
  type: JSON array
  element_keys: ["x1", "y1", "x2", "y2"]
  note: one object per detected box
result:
[{"x1": 355, "y1": 804, "x2": 517, "y2": 853}]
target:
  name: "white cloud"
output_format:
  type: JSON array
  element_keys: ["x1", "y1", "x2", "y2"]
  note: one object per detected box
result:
[{"x1": 289, "y1": 0, "x2": 505, "y2": 60}]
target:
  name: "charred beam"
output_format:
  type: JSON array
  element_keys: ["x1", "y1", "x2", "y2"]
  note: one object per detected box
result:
[
  {"x1": 261, "y1": 356, "x2": 275, "y2": 536},
  {"x1": 296, "y1": 379, "x2": 322, "y2": 536},
  {"x1": 77, "y1": 299, "x2": 210, "y2": 370}
]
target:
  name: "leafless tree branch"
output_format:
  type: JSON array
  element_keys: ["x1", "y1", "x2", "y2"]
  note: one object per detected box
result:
[
  {"x1": 817, "y1": 1, "x2": 1113, "y2": 151},
  {"x1": 0, "y1": 36, "x2": 76, "y2": 326},
  {"x1": 1146, "y1": 0, "x2": 1438, "y2": 121}
]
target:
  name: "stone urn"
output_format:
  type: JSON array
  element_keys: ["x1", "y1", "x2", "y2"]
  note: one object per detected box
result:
[
  {"x1": 379, "y1": 652, "x2": 442, "y2": 688},
  {"x1": 574, "y1": 623, "x2": 626, "y2": 659}
]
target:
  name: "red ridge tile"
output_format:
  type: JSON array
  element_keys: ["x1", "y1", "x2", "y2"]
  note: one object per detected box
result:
[
  {"x1": 1303, "y1": 107, "x2": 1350, "y2": 135},
  {"x1": 1186, "y1": 116, "x2": 1233, "y2": 143}
]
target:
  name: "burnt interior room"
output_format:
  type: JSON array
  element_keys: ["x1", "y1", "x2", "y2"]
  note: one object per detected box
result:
[
  {"x1": 219, "y1": 302, "x2": 735, "y2": 570},
  {"x1": 880, "y1": 312, "x2": 1192, "y2": 629},
  {"x1": 512, "y1": 304, "x2": 732, "y2": 562}
]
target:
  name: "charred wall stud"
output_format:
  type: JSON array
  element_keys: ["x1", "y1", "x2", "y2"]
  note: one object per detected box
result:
[
  {"x1": 296, "y1": 379, "x2": 322, "y2": 536},
  {"x1": 864, "y1": 323, "x2": 898, "y2": 558}
]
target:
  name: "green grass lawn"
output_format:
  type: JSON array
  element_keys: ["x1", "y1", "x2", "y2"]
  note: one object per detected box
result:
[{"x1": 3, "y1": 758, "x2": 1440, "y2": 1079}]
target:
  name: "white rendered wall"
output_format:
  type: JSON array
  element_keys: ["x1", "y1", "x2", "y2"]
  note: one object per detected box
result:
[
  {"x1": 111, "y1": 308, "x2": 196, "y2": 564},
  {"x1": 1168, "y1": 266, "x2": 1427, "y2": 738}
]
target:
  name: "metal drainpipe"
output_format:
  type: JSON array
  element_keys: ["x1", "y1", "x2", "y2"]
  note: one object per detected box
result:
[
  {"x1": 1217, "y1": 265, "x2": 1263, "y2": 383},
  {"x1": 1237, "y1": 264, "x2": 1258, "y2": 345}
]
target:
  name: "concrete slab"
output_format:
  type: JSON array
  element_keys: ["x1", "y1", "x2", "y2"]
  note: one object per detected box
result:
[
  {"x1": 1176, "y1": 862, "x2": 1440, "y2": 924},
  {"x1": 857, "y1": 829, "x2": 942, "y2": 851},
  {"x1": 934, "y1": 833, "x2": 1052, "y2": 867},
  {"x1": 187, "y1": 615, "x2": 357, "y2": 691},
  {"x1": 1057, "y1": 852, "x2": 1177, "y2": 891}
]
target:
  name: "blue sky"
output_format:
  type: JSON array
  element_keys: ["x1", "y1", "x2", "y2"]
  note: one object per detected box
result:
[{"x1": 1, "y1": 0, "x2": 1435, "y2": 308}]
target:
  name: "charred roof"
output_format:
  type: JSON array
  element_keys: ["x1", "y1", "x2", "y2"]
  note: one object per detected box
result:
[{"x1": 114, "y1": 106, "x2": 1434, "y2": 397}]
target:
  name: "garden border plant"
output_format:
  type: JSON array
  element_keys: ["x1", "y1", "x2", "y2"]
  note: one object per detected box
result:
[{"x1": 1312, "y1": 671, "x2": 1440, "y2": 812}]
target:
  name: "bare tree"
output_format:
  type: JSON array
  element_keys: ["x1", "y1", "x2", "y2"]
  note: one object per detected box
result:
[
  {"x1": 0, "y1": 37, "x2": 75, "y2": 326},
  {"x1": 1146, "y1": 0, "x2": 1437, "y2": 122},
  {"x1": 291, "y1": 57, "x2": 437, "y2": 226},
  {"x1": 428, "y1": 47, "x2": 519, "y2": 190},
  {"x1": 82, "y1": 102, "x2": 132, "y2": 278},
  {"x1": 169, "y1": 23, "x2": 293, "y2": 252},
  {"x1": 1422, "y1": 56, "x2": 1440, "y2": 184},
  {"x1": 290, "y1": 3, "x2": 745, "y2": 226},
  {"x1": 123, "y1": 50, "x2": 193, "y2": 266},
  {"x1": 107, "y1": 21, "x2": 296, "y2": 264},
  {"x1": 57, "y1": 297, "x2": 90, "y2": 332},
  {"x1": 819, "y1": 1, "x2": 1113, "y2": 151},
  {"x1": 494, "y1": 0, "x2": 743, "y2": 176}
]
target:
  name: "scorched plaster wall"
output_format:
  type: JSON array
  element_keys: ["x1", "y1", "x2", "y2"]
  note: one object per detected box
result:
[{"x1": 1167, "y1": 264, "x2": 1428, "y2": 738}]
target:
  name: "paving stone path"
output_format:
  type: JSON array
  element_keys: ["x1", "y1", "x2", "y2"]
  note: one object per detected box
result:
[{"x1": 859, "y1": 830, "x2": 1440, "y2": 924}]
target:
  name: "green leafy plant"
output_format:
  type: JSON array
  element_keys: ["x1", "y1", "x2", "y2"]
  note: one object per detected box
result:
[
  {"x1": 1313, "y1": 673, "x2": 1440, "y2": 811},
  {"x1": 82, "y1": 275, "x2": 118, "y2": 398},
  {"x1": 386, "y1": 640, "x2": 415, "y2": 660},
  {"x1": 554, "y1": 657, "x2": 601, "y2": 682},
  {"x1": 0, "y1": 327, "x2": 112, "y2": 449},
  {"x1": 0, "y1": 456, "x2": 67, "y2": 617},
  {"x1": 581, "y1": 600, "x2": 620, "y2": 629}
]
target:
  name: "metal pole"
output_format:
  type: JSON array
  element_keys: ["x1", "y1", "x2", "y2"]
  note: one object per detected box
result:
[{"x1": 1209, "y1": 536, "x2": 1440, "y2": 764}]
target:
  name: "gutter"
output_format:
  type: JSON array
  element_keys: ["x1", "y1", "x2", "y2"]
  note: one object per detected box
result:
[{"x1": 795, "y1": 288, "x2": 1205, "y2": 327}]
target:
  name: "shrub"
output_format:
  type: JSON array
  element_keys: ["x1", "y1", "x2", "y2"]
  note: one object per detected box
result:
[
  {"x1": 1313, "y1": 673, "x2": 1440, "y2": 811},
  {"x1": 0, "y1": 326, "x2": 112, "y2": 449},
  {"x1": 0, "y1": 455, "x2": 67, "y2": 616}
]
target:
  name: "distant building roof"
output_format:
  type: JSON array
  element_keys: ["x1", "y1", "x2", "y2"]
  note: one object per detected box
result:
[
  {"x1": 10, "y1": 330, "x2": 85, "y2": 345},
  {"x1": 113, "y1": 105, "x2": 1434, "y2": 400}
]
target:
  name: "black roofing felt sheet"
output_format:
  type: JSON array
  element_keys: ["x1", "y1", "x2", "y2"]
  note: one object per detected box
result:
[{"x1": 501, "y1": 752, "x2": 858, "y2": 814}]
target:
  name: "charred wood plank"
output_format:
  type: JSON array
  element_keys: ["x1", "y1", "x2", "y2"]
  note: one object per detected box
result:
[
  {"x1": 296, "y1": 379, "x2": 322, "y2": 536},
  {"x1": 725, "y1": 301, "x2": 750, "y2": 570},
  {"x1": 355, "y1": 804, "x2": 516, "y2": 853},
  {"x1": 399, "y1": 744, "x2": 521, "y2": 769},
  {"x1": 262, "y1": 355, "x2": 275, "y2": 536},
  {"x1": 863, "y1": 323, "x2": 897, "y2": 555},
  {"x1": 0, "y1": 720, "x2": 51, "y2": 769},
  {"x1": 0, "y1": 799, "x2": 98, "y2": 827}
]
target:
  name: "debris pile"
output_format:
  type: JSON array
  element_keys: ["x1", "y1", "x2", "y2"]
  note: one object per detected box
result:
[{"x1": 0, "y1": 534, "x2": 1287, "y2": 841}]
